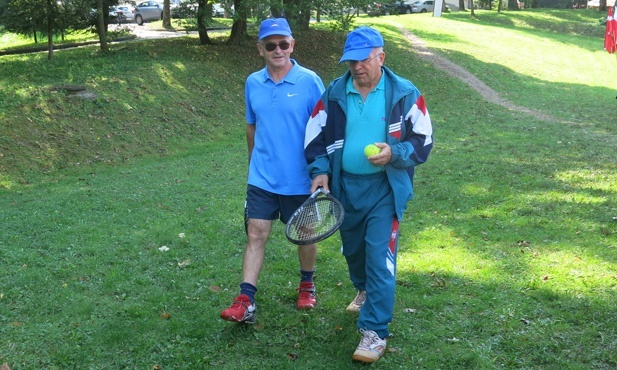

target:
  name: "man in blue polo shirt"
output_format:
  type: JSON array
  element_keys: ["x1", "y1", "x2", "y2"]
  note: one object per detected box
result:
[
  {"x1": 220, "y1": 18, "x2": 325, "y2": 324},
  {"x1": 305, "y1": 26, "x2": 433, "y2": 363}
]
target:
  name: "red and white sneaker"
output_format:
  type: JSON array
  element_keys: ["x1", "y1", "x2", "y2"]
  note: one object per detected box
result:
[
  {"x1": 220, "y1": 294, "x2": 256, "y2": 324},
  {"x1": 296, "y1": 282, "x2": 316, "y2": 310}
]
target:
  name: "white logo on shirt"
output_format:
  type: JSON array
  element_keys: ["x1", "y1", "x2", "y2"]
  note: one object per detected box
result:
[{"x1": 287, "y1": 93, "x2": 299, "y2": 97}]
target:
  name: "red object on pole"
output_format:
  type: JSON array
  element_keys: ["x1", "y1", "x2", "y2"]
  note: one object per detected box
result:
[{"x1": 605, "y1": 6, "x2": 617, "y2": 54}]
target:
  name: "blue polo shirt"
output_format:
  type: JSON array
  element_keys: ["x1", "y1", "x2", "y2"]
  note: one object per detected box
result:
[
  {"x1": 342, "y1": 72, "x2": 387, "y2": 174},
  {"x1": 245, "y1": 59, "x2": 325, "y2": 195}
]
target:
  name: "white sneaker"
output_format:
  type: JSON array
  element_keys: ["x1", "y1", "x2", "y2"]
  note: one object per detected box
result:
[
  {"x1": 346, "y1": 290, "x2": 366, "y2": 313},
  {"x1": 352, "y1": 329, "x2": 387, "y2": 363}
]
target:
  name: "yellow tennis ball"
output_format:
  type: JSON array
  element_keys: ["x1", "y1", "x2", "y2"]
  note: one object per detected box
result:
[{"x1": 364, "y1": 144, "x2": 381, "y2": 157}]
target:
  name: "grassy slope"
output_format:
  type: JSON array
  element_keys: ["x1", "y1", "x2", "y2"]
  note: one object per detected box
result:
[
  {"x1": 0, "y1": 9, "x2": 616, "y2": 369},
  {"x1": 0, "y1": 24, "x2": 348, "y2": 187}
]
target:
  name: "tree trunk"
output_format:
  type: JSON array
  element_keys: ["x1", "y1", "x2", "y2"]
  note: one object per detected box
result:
[
  {"x1": 459, "y1": 0, "x2": 465, "y2": 11},
  {"x1": 298, "y1": 2, "x2": 311, "y2": 30},
  {"x1": 46, "y1": 0, "x2": 54, "y2": 59},
  {"x1": 163, "y1": 0, "x2": 171, "y2": 28},
  {"x1": 47, "y1": 24, "x2": 53, "y2": 60},
  {"x1": 228, "y1": 19, "x2": 248, "y2": 45},
  {"x1": 227, "y1": 0, "x2": 247, "y2": 45},
  {"x1": 97, "y1": 0, "x2": 108, "y2": 53},
  {"x1": 197, "y1": 0, "x2": 212, "y2": 45}
]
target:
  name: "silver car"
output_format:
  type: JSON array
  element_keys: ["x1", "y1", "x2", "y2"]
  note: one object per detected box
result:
[
  {"x1": 411, "y1": 0, "x2": 434, "y2": 12},
  {"x1": 134, "y1": 1, "x2": 164, "y2": 25}
]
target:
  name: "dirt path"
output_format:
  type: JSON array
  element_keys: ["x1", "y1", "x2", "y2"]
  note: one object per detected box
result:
[{"x1": 399, "y1": 27, "x2": 558, "y2": 122}]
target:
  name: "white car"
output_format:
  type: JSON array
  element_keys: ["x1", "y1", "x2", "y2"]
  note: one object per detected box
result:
[
  {"x1": 411, "y1": 0, "x2": 449, "y2": 13},
  {"x1": 411, "y1": 0, "x2": 434, "y2": 13}
]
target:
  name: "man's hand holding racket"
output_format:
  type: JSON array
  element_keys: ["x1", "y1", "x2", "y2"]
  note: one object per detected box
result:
[{"x1": 310, "y1": 174, "x2": 330, "y2": 193}]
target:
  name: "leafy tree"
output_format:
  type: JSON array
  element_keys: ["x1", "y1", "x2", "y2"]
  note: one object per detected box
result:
[
  {"x1": 282, "y1": 0, "x2": 311, "y2": 30},
  {"x1": 0, "y1": 0, "x2": 116, "y2": 57},
  {"x1": 0, "y1": 0, "x2": 62, "y2": 58},
  {"x1": 320, "y1": 0, "x2": 370, "y2": 31},
  {"x1": 223, "y1": 0, "x2": 371, "y2": 44},
  {"x1": 169, "y1": 0, "x2": 217, "y2": 44}
]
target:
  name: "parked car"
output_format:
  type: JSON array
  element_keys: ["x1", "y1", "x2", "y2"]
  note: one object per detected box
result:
[
  {"x1": 134, "y1": 0, "x2": 165, "y2": 25},
  {"x1": 212, "y1": 3, "x2": 225, "y2": 17},
  {"x1": 411, "y1": 0, "x2": 450, "y2": 12},
  {"x1": 110, "y1": 4, "x2": 135, "y2": 23},
  {"x1": 383, "y1": 0, "x2": 414, "y2": 14}
]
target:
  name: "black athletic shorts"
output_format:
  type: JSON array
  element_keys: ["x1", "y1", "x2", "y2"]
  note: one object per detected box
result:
[{"x1": 246, "y1": 184, "x2": 310, "y2": 224}]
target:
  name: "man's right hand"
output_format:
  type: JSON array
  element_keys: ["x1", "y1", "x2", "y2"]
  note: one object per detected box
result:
[{"x1": 311, "y1": 174, "x2": 330, "y2": 193}]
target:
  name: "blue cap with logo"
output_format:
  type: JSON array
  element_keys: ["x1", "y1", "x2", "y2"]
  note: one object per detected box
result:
[
  {"x1": 258, "y1": 18, "x2": 292, "y2": 40},
  {"x1": 339, "y1": 26, "x2": 384, "y2": 63}
]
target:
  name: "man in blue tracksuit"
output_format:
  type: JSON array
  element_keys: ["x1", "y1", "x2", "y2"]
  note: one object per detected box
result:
[{"x1": 304, "y1": 26, "x2": 433, "y2": 363}]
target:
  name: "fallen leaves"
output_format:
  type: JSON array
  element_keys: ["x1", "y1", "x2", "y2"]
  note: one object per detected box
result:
[
  {"x1": 160, "y1": 311, "x2": 172, "y2": 320},
  {"x1": 429, "y1": 272, "x2": 447, "y2": 288}
]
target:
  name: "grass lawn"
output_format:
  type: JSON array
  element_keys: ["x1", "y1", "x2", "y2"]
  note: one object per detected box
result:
[{"x1": 1, "y1": 9, "x2": 616, "y2": 369}]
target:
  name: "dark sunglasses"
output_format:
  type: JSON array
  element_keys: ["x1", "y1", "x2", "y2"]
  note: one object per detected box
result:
[{"x1": 262, "y1": 41, "x2": 291, "y2": 52}]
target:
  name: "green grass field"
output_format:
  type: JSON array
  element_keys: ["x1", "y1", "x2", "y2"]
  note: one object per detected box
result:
[{"x1": 1, "y1": 9, "x2": 616, "y2": 369}]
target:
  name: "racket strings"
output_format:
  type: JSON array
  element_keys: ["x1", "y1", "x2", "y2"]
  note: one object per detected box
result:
[{"x1": 288, "y1": 198, "x2": 342, "y2": 241}]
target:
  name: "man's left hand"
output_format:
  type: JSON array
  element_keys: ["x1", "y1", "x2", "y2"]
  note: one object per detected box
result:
[{"x1": 367, "y1": 143, "x2": 391, "y2": 165}]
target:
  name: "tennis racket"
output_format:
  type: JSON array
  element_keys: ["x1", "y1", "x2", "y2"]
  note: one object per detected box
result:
[{"x1": 285, "y1": 188, "x2": 345, "y2": 245}]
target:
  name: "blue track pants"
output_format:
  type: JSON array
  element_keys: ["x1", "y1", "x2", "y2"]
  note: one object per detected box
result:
[{"x1": 339, "y1": 171, "x2": 399, "y2": 338}]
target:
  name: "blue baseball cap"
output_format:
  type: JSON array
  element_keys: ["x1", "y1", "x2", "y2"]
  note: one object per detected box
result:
[
  {"x1": 339, "y1": 26, "x2": 384, "y2": 63},
  {"x1": 258, "y1": 18, "x2": 292, "y2": 40}
]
